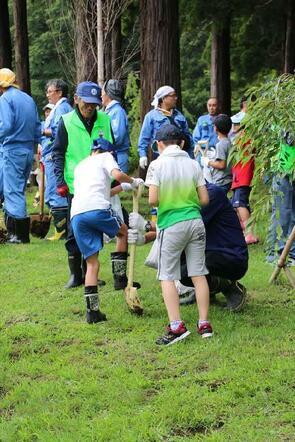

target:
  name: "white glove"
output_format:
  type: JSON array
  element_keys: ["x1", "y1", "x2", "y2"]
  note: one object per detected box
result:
[
  {"x1": 121, "y1": 182, "x2": 132, "y2": 192},
  {"x1": 130, "y1": 178, "x2": 144, "y2": 190},
  {"x1": 139, "y1": 156, "x2": 148, "y2": 169},
  {"x1": 129, "y1": 212, "x2": 147, "y2": 231},
  {"x1": 200, "y1": 156, "x2": 210, "y2": 167},
  {"x1": 128, "y1": 228, "x2": 145, "y2": 246}
]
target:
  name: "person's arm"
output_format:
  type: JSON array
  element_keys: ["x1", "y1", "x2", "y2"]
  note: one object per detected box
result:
[
  {"x1": 110, "y1": 107, "x2": 128, "y2": 148},
  {"x1": 52, "y1": 118, "x2": 68, "y2": 186},
  {"x1": 148, "y1": 184, "x2": 159, "y2": 206},
  {"x1": 138, "y1": 113, "x2": 152, "y2": 158},
  {"x1": 178, "y1": 116, "x2": 194, "y2": 159},
  {"x1": 206, "y1": 158, "x2": 226, "y2": 170},
  {"x1": 197, "y1": 184, "x2": 209, "y2": 206},
  {"x1": 0, "y1": 96, "x2": 13, "y2": 141},
  {"x1": 192, "y1": 117, "x2": 201, "y2": 144}
]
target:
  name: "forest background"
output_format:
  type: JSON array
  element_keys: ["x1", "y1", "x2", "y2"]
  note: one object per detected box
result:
[{"x1": 1, "y1": 0, "x2": 294, "y2": 172}]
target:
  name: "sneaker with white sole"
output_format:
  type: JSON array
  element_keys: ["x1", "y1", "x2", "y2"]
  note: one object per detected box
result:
[
  {"x1": 156, "y1": 322, "x2": 190, "y2": 346},
  {"x1": 197, "y1": 321, "x2": 213, "y2": 338}
]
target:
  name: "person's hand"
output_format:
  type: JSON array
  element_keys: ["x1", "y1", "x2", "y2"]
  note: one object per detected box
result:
[
  {"x1": 200, "y1": 156, "x2": 210, "y2": 167},
  {"x1": 128, "y1": 228, "x2": 145, "y2": 246},
  {"x1": 130, "y1": 178, "x2": 144, "y2": 190},
  {"x1": 121, "y1": 182, "x2": 133, "y2": 192},
  {"x1": 129, "y1": 212, "x2": 147, "y2": 231},
  {"x1": 56, "y1": 183, "x2": 69, "y2": 197},
  {"x1": 139, "y1": 156, "x2": 148, "y2": 169}
]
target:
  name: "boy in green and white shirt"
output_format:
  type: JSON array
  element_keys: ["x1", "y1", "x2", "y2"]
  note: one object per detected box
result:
[{"x1": 145, "y1": 124, "x2": 213, "y2": 345}]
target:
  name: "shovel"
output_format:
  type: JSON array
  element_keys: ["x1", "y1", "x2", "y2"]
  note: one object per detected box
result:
[
  {"x1": 30, "y1": 162, "x2": 51, "y2": 238},
  {"x1": 124, "y1": 184, "x2": 144, "y2": 316}
]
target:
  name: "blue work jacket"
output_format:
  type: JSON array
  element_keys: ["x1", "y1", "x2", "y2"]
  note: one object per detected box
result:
[
  {"x1": 105, "y1": 101, "x2": 130, "y2": 152},
  {"x1": 41, "y1": 99, "x2": 72, "y2": 157},
  {"x1": 0, "y1": 86, "x2": 41, "y2": 150},
  {"x1": 138, "y1": 108, "x2": 194, "y2": 158},
  {"x1": 193, "y1": 114, "x2": 218, "y2": 148}
]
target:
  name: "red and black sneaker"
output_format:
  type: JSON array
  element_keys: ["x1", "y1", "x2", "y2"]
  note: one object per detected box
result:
[
  {"x1": 197, "y1": 321, "x2": 213, "y2": 338},
  {"x1": 156, "y1": 322, "x2": 190, "y2": 346}
]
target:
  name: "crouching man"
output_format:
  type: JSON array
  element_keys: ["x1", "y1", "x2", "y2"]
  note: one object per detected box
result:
[{"x1": 128, "y1": 183, "x2": 248, "y2": 311}]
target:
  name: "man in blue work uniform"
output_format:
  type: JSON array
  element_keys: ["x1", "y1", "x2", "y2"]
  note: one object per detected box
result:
[
  {"x1": 138, "y1": 85, "x2": 194, "y2": 176},
  {"x1": 0, "y1": 68, "x2": 41, "y2": 243},
  {"x1": 193, "y1": 97, "x2": 219, "y2": 159},
  {"x1": 41, "y1": 79, "x2": 72, "y2": 240},
  {"x1": 102, "y1": 79, "x2": 130, "y2": 173}
]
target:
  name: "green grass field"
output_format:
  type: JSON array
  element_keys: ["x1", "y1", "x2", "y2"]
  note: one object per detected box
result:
[{"x1": 0, "y1": 189, "x2": 294, "y2": 441}]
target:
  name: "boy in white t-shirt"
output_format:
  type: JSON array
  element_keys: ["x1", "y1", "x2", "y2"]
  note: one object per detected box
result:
[
  {"x1": 145, "y1": 124, "x2": 213, "y2": 346},
  {"x1": 71, "y1": 137, "x2": 143, "y2": 324}
]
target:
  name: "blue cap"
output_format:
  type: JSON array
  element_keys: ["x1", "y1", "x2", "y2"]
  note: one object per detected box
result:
[
  {"x1": 76, "y1": 81, "x2": 102, "y2": 105},
  {"x1": 155, "y1": 124, "x2": 184, "y2": 142},
  {"x1": 91, "y1": 137, "x2": 114, "y2": 152}
]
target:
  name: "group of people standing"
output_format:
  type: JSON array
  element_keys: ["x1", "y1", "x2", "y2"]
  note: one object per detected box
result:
[{"x1": 0, "y1": 67, "x2": 293, "y2": 345}]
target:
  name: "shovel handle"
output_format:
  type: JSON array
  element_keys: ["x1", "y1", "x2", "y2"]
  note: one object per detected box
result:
[
  {"x1": 39, "y1": 162, "x2": 45, "y2": 218},
  {"x1": 127, "y1": 184, "x2": 143, "y2": 288}
]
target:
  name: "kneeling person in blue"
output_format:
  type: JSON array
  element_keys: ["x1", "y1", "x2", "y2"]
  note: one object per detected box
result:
[{"x1": 71, "y1": 137, "x2": 143, "y2": 323}]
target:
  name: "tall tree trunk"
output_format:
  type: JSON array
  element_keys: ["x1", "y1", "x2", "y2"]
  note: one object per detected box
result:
[
  {"x1": 12, "y1": 0, "x2": 30, "y2": 93},
  {"x1": 0, "y1": 0, "x2": 12, "y2": 69},
  {"x1": 284, "y1": 0, "x2": 295, "y2": 73},
  {"x1": 111, "y1": 16, "x2": 122, "y2": 78},
  {"x1": 75, "y1": 0, "x2": 97, "y2": 84},
  {"x1": 97, "y1": 0, "x2": 104, "y2": 85},
  {"x1": 140, "y1": 0, "x2": 181, "y2": 120},
  {"x1": 211, "y1": 17, "x2": 231, "y2": 115},
  {"x1": 104, "y1": 31, "x2": 112, "y2": 80}
]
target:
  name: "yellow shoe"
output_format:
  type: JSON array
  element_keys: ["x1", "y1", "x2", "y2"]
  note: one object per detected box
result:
[{"x1": 47, "y1": 228, "x2": 66, "y2": 241}]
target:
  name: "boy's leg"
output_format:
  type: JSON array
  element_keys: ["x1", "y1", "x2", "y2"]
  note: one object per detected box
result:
[
  {"x1": 111, "y1": 223, "x2": 140, "y2": 289},
  {"x1": 84, "y1": 253, "x2": 107, "y2": 324},
  {"x1": 191, "y1": 275, "x2": 209, "y2": 321},
  {"x1": 161, "y1": 280, "x2": 181, "y2": 322}
]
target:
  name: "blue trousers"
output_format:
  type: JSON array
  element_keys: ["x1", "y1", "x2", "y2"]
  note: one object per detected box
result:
[
  {"x1": 116, "y1": 150, "x2": 129, "y2": 173},
  {"x1": 0, "y1": 145, "x2": 3, "y2": 200},
  {"x1": 3, "y1": 146, "x2": 34, "y2": 218},
  {"x1": 43, "y1": 154, "x2": 68, "y2": 209},
  {"x1": 267, "y1": 175, "x2": 295, "y2": 258}
]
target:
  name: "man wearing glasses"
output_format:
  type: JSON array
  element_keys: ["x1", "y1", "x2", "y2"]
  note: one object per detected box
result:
[
  {"x1": 41, "y1": 79, "x2": 72, "y2": 240},
  {"x1": 138, "y1": 85, "x2": 194, "y2": 177}
]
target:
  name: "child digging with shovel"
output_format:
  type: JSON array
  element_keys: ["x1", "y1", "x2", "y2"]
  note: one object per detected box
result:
[{"x1": 71, "y1": 137, "x2": 143, "y2": 323}]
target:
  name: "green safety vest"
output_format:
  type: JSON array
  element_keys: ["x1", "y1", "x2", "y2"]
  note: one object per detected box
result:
[
  {"x1": 278, "y1": 142, "x2": 295, "y2": 174},
  {"x1": 62, "y1": 110, "x2": 112, "y2": 193}
]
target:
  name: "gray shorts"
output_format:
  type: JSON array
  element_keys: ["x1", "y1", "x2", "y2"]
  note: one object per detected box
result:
[{"x1": 157, "y1": 218, "x2": 208, "y2": 281}]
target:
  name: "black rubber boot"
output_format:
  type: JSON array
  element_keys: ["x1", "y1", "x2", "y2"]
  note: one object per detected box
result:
[
  {"x1": 47, "y1": 207, "x2": 67, "y2": 240},
  {"x1": 7, "y1": 217, "x2": 30, "y2": 244},
  {"x1": 111, "y1": 252, "x2": 141, "y2": 290},
  {"x1": 84, "y1": 285, "x2": 107, "y2": 324},
  {"x1": 6, "y1": 216, "x2": 18, "y2": 243},
  {"x1": 65, "y1": 254, "x2": 83, "y2": 289},
  {"x1": 220, "y1": 280, "x2": 247, "y2": 312}
]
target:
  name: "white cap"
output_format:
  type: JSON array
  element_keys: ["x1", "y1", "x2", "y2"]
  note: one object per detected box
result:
[
  {"x1": 151, "y1": 85, "x2": 175, "y2": 108},
  {"x1": 231, "y1": 111, "x2": 245, "y2": 124}
]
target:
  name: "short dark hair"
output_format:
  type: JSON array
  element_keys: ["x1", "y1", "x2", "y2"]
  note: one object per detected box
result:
[
  {"x1": 213, "y1": 114, "x2": 232, "y2": 135},
  {"x1": 240, "y1": 95, "x2": 247, "y2": 109},
  {"x1": 46, "y1": 79, "x2": 68, "y2": 97},
  {"x1": 161, "y1": 139, "x2": 183, "y2": 147}
]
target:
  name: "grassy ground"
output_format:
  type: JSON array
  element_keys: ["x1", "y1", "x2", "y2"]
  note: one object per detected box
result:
[{"x1": 0, "y1": 189, "x2": 294, "y2": 441}]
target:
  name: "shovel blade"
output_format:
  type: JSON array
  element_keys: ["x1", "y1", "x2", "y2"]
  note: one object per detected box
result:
[
  {"x1": 30, "y1": 214, "x2": 51, "y2": 238},
  {"x1": 124, "y1": 286, "x2": 143, "y2": 316}
]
